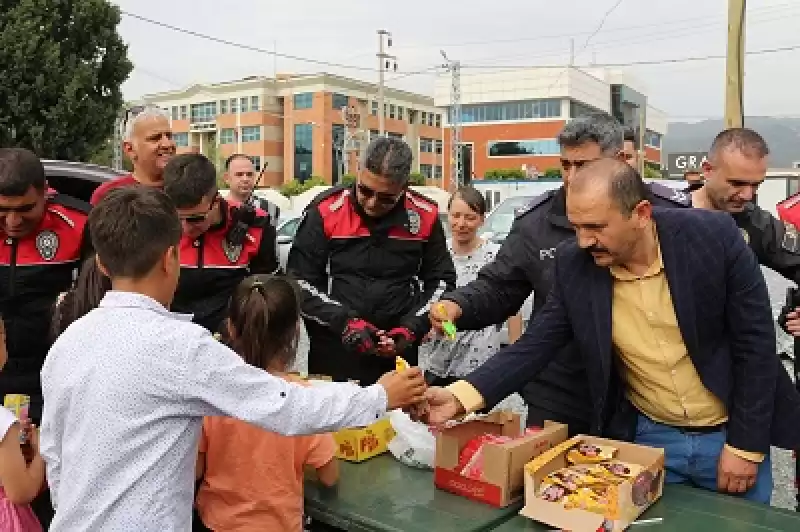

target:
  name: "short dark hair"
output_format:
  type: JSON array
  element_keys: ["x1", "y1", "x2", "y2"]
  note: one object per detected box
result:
[
  {"x1": 228, "y1": 274, "x2": 301, "y2": 371},
  {"x1": 0, "y1": 147, "x2": 46, "y2": 196},
  {"x1": 362, "y1": 137, "x2": 413, "y2": 184},
  {"x1": 709, "y1": 128, "x2": 769, "y2": 163},
  {"x1": 89, "y1": 187, "x2": 182, "y2": 279},
  {"x1": 163, "y1": 153, "x2": 218, "y2": 208},
  {"x1": 572, "y1": 158, "x2": 649, "y2": 216},
  {"x1": 224, "y1": 153, "x2": 255, "y2": 170},
  {"x1": 557, "y1": 112, "x2": 624, "y2": 155},
  {"x1": 449, "y1": 186, "x2": 487, "y2": 216}
]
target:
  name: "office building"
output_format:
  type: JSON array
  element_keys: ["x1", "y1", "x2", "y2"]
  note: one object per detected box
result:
[
  {"x1": 434, "y1": 67, "x2": 667, "y2": 189},
  {"x1": 139, "y1": 73, "x2": 444, "y2": 187}
]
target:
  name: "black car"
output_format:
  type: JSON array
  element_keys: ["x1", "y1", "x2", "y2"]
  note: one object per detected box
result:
[{"x1": 43, "y1": 160, "x2": 123, "y2": 202}]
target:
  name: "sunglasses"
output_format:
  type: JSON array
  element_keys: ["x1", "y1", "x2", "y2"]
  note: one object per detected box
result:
[
  {"x1": 356, "y1": 182, "x2": 403, "y2": 206},
  {"x1": 560, "y1": 158, "x2": 596, "y2": 171},
  {"x1": 179, "y1": 198, "x2": 217, "y2": 224}
]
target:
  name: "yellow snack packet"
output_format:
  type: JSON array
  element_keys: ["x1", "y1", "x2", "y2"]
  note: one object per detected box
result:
[
  {"x1": 538, "y1": 481, "x2": 569, "y2": 503},
  {"x1": 396, "y1": 356, "x2": 410, "y2": 372},
  {"x1": 566, "y1": 441, "x2": 617, "y2": 465},
  {"x1": 546, "y1": 468, "x2": 604, "y2": 491},
  {"x1": 563, "y1": 487, "x2": 611, "y2": 515},
  {"x1": 598, "y1": 461, "x2": 643, "y2": 480}
]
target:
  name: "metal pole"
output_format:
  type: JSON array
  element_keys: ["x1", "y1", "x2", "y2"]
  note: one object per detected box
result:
[
  {"x1": 725, "y1": 0, "x2": 746, "y2": 128},
  {"x1": 112, "y1": 114, "x2": 123, "y2": 171},
  {"x1": 569, "y1": 38, "x2": 575, "y2": 66},
  {"x1": 639, "y1": 104, "x2": 646, "y2": 177}
]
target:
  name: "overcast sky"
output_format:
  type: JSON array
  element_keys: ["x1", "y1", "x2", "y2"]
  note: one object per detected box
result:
[{"x1": 115, "y1": 0, "x2": 800, "y2": 121}]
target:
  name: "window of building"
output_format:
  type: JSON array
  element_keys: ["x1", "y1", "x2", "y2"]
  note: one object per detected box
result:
[
  {"x1": 570, "y1": 100, "x2": 597, "y2": 119},
  {"x1": 434, "y1": 139, "x2": 443, "y2": 154},
  {"x1": 230, "y1": 98, "x2": 238, "y2": 113},
  {"x1": 388, "y1": 132, "x2": 404, "y2": 141},
  {"x1": 251, "y1": 155, "x2": 262, "y2": 171},
  {"x1": 434, "y1": 165, "x2": 443, "y2": 179},
  {"x1": 420, "y1": 164, "x2": 433, "y2": 179},
  {"x1": 241, "y1": 126, "x2": 261, "y2": 142},
  {"x1": 173, "y1": 133, "x2": 189, "y2": 147},
  {"x1": 646, "y1": 130, "x2": 662, "y2": 148},
  {"x1": 251, "y1": 96, "x2": 260, "y2": 111},
  {"x1": 332, "y1": 92, "x2": 349, "y2": 110},
  {"x1": 371, "y1": 101, "x2": 378, "y2": 116},
  {"x1": 294, "y1": 123, "x2": 313, "y2": 181},
  {"x1": 294, "y1": 93, "x2": 313, "y2": 110},
  {"x1": 190, "y1": 102, "x2": 217, "y2": 122},
  {"x1": 180, "y1": 105, "x2": 188, "y2": 120},
  {"x1": 420, "y1": 138, "x2": 434, "y2": 153},
  {"x1": 240, "y1": 97, "x2": 249, "y2": 113},
  {"x1": 487, "y1": 139, "x2": 560, "y2": 157},
  {"x1": 220, "y1": 128, "x2": 235, "y2": 144},
  {"x1": 171, "y1": 106, "x2": 179, "y2": 120},
  {"x1": 421, "y1": 112, "x2": 427, "y2": 126},
  {"x1": 370, "y1": 129, "x2": 380, "y2": 141},
  {"x1": 435, "y1": 114, "x2": 442, "y2": 128},
  {"x1": 397, "y1": 106, "x2": 404, "y2": 121},
  {"x1": 427, "y1": 113, "x2": 434, "y2": 127},
  {"x1": 458, "y1": 99, "x2": 561, "y2": 124},
  {"x1": 219, "y1": 100, "x2": 228, "y2": 115},
  {"x1": 389, "y1": 104, "x2": 396, "y2": 119}
]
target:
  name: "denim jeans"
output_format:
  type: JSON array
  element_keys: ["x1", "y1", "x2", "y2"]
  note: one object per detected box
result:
[{"x1": 634, "y1": 414, "x2": 772, "y2": 504}]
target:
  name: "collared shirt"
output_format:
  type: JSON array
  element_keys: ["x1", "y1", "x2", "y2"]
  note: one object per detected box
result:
[
  {"x1": 449, "y1": 236, "x2": 762, "y2": 462},
  {"x1": 40, "y1": 291, "x2": 387, "y2": 532}
]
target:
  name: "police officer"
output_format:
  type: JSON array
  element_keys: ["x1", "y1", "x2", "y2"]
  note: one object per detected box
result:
[
  {"x1": 162, "y1": 153, "x2": 279, "y2": 333},
  {"x1": 0, "y1": 148, "x2": 92, "y2": 424},
  {"x1": 431, "y1": 113, "x2": 691, "y2": 436},
  {"x1": 288, "y1": 137, "x2": 456, "y2": 386},
  {"x1": 223, "y1": 153, "x2": 281, "y2": 226}
]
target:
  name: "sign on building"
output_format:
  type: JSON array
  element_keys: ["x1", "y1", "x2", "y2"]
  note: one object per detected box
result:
[{"x1": 667, "y1": 152, "x2": 708, "y2": 176}]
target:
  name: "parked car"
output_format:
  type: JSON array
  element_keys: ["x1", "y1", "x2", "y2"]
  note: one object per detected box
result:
[
  {"x1": 480, "y1": 195, "x2": 534, "y2": 244},
  {"x1": 43, "y1": 160, "x2": 123, "y2": 202}
]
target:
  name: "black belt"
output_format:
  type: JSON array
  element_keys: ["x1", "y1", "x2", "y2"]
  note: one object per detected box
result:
[{"x1": 672, "y1": 423, "x2": 726, "y2": 434}]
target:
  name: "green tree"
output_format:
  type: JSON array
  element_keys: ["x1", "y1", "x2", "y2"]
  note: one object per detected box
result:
[
  {"x1": 643, "y1": 166, "x2": 663, "y2": 181},
  {"x1": 87, "y1": 137, "x2": 132, "y2": 171},
  {"x1": 409, "y1": 172, "x2": 426, "y2": 186},
  {"x1": 280, "y1": 176, "x2": 327, "y2": 197},
  {"x1": 340, "y1": 174, "x2": 356, "y2": 186},
  {"x1": 543, "y1": 167, "x2": 562, "y2": 179},
  {"x1": 0, "y1": 0, "x2": 132, "y2": 160}
]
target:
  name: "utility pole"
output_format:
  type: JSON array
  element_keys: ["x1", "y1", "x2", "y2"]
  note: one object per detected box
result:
[
  {"x1": 725, "y1": 0, "x2": 746, "y2": 128},
  {"x1": 569, "y1": 38, "x2": 575, "y2": 66},
  {"x1": 377, "y1": 29, "x2": 396, "y2": 136},
  {"x1": 638, "y1": 105, "x2": 646, "y2": 177},
  {"x1": 441, "y1": 50, "x2": 462, "y2": 190},
  {"x1": 112, "y1": 113, "x2": 123, "y2": 170}
]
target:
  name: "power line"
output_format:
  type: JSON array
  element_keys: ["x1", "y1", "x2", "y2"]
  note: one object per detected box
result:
[
  {"x1": 462, "y1": 43, "x2": 800, "y2": 70},
  {"x1": 391, "y1": 1, "x2": 798, "y2": 51},
  {"x1": 120, "y1": 10, "x2": 379, "y2": 73}
]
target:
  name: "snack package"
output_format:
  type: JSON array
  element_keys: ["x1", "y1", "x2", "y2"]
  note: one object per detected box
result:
[
  {"x1": 566, "y1": 441, "x2": 617, "y2": 464},
  {"x1": 3, "y1": 394, "x2": 29, "y2": 420},
  {"x1": 435, "y1": 303, "x2": 458, "y2": 340},
  {"x1": 457, "y1": 434, "x2": 495, "y2": 473},
  {"x1": 396, "y1": 356, "x2": 410, "y2": 372},
  {"x1": 599, "y1": 461, "x2": 643, "y2": 480},
  {"x1": 538, "y1": 481, "x2": 569, "y2": 503},
  {"x1": 459, "y1": 434, "x2": 512, "y2": 479},
  {"x1": 563, "y1": 487, "x2": 611, "y2": 515},
  {"x1": 547, "y1": 468, "x2": 605, "y2": 491}
]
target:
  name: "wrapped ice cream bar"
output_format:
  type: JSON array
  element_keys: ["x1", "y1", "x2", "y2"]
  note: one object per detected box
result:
[
  {"x1": 4, "y1": 394, "x2": 30, "y2": 420},
  {"x1": 396, "y1": 356, "x2": 410, "y2": 372},
  {"x1": 566, "y1": 441, "x2": 617, "y2": 464}
]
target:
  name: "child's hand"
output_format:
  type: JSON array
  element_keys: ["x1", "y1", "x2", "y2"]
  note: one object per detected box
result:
[{"x1": 21, "y1": 422, "x2": 39, "y2": 453}]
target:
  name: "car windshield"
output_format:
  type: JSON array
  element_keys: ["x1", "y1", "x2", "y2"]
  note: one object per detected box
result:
[
  {"x1": 277, "y1": 217, "x2": 301, "y2": 238},
  {"x1": 483, "y1": 196, "x2": 533, "y2": 235}
]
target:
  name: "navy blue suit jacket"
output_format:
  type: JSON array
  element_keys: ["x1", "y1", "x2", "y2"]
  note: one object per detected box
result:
[{"x1": 466, "y1": 207, "x2": 800, "y2": 453}]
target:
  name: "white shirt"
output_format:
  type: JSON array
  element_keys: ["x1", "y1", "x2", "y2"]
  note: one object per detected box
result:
[{"x1": 40, "y1": 291, "x2": 387, "y2": 532}]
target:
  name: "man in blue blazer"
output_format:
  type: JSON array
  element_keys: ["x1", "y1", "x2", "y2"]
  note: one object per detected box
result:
[{"x1": 424, "y1": 158, "x2": 800, "y2": 503}]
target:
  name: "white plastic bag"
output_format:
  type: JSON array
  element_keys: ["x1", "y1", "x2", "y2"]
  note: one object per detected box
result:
[{"x1": 387, "y1": 409, "x2": 436, "y2": 469}]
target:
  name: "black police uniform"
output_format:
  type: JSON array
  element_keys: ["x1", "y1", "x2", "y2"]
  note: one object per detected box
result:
[
  {"x1": 444, "y1": 183, "x2": 691, "y2": 436},
  {"x1": 0, "y1": 194, "x2": 92, "y2": 424},
  {"x1": 288, "y1": 184, "x2": 456, "y2": 385},
  {"x1": 172, "y1": 199, "x2": 279, "y2": 333}
]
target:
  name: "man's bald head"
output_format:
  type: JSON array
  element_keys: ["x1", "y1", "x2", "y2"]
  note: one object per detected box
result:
[{"x1": 568, "y1": 158, "x2": 649, "y2": 217}]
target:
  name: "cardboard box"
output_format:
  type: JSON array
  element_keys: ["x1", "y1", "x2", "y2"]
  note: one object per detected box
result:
[
  {"x1": 433, "y1": 413, "x2": 569, "y2": 508},
  {"x1": 333, "y1": 416, "x2": 396, "y2": 462},
  {"x1": 520, "y1": 435, "x2": 665, "y2": 532}
]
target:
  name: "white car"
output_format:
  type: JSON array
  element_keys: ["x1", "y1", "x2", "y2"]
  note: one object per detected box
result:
[{"x1": 276, "y1": 214, "x2": 301, "y2": 271}]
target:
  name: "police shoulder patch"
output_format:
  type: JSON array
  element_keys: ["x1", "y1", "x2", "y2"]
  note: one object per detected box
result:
[
  {"x1": 649, "y1": 183, "x2": 691, "y2": 207},
  {"x1": 515, "y1": 189, "x2": 556, "y2": 219},
  {"x1": 782, "y1": 222, "x2": 800, "y2": 253}
]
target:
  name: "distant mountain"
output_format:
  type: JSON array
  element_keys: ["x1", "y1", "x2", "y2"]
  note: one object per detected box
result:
[{"x1": 664, "y1": 117, "x2": 800, "y2": 168}]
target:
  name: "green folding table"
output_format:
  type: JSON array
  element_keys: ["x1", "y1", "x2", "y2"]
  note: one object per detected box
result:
[
  {"x1": 492, "y1": 484, "x2": 800, "y2": 531},
  {"x1": 304, "y1": 454, "x2": 522, "y2": 531}
]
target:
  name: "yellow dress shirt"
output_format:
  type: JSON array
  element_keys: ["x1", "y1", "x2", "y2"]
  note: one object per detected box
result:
[{"x1": 448, "y1": 238, "x2": 763, "y2": 462}]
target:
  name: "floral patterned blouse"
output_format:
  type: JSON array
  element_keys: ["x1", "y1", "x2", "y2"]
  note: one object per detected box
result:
[{"x1": 419, "y1": 240, "x2": 503, "y2": 378}]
